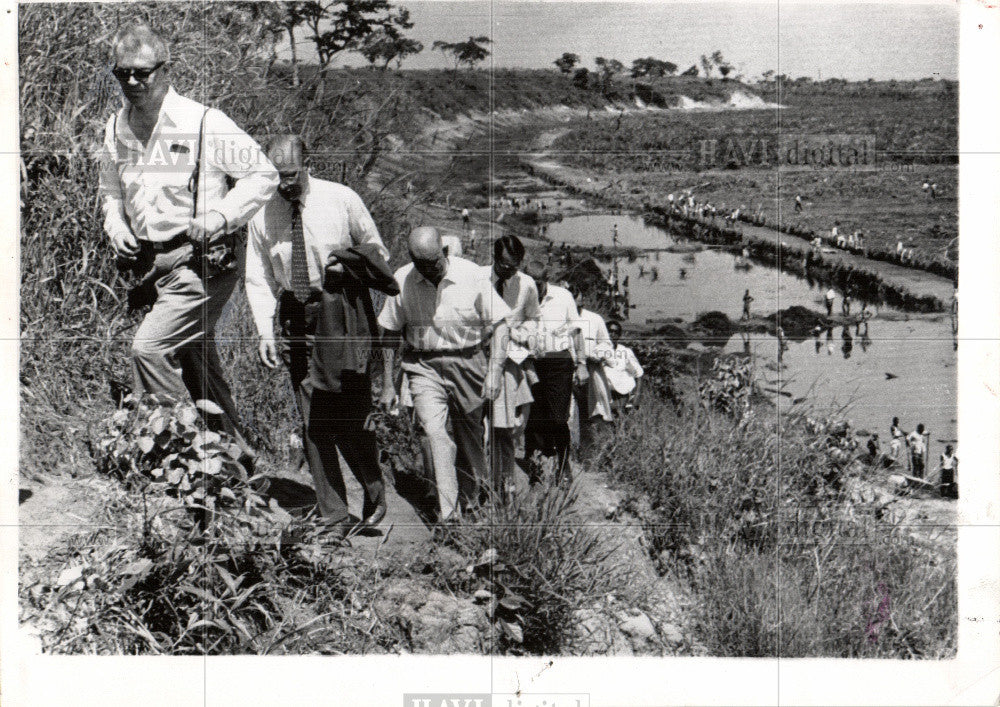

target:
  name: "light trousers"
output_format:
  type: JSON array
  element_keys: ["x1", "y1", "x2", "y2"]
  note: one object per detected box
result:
[{"x1": 131, "y1": 266, "x2": 249, "y2": 453}]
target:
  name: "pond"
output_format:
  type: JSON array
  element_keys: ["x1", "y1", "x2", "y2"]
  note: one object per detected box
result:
[{"x1": 544, "y1": 213, "x2": 958, "y2": 449}]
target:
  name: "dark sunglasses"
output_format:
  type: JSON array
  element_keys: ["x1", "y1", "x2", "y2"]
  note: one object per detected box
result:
[{"x1": 112, "y1": 61, "x2": 165, "y2": 83}]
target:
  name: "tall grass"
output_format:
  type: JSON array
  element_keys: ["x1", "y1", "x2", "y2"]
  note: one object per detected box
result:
[{"x1": 593, "y1": 394, "x2": 956, "y2": 658}]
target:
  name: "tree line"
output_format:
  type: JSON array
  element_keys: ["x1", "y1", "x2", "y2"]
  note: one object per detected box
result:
[{"x1": 553, "y1": 50, "x2": 738, "y2": 88}]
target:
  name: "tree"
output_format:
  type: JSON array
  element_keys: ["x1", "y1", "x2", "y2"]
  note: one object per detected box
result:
[
  {"x1": 359, "y1": 8, "x2": 423, "y2": 70},
  {"x1": 761, "y1": 69, "x2": 775, "y2": 82},
  {"x1": 432, "y1": 35, "x2": 491, "y2": 70},
  {"x1": 681, "y1": 64, "x2": 699, "y2": 77},
  {"x1": 630, "y1": 57, "x2": 677, "y2": 78},
  {"x1": 700, "y1": 54, "x2": 713, "y2": 78},
  {"x1": 301, "y1": 0, "x2": 409, "y2": 77},
  {"x1": 554, "y1": 52, "x2": 581, "y2": 74},
  {"x1": 594, "y1": 56, "x2": 624, "y2": 93},
  {"x1": 572, "y1": 67, "x2": 589, "y2": 89},
  {"x1": 259, "y1": 2, "x2": 313, "y2": 86}
]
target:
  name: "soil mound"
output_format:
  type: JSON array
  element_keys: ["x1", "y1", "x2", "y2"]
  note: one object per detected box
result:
[
  {"x1": 690, "y1": 311, "x2": 734, "y2": 338},
  {"x1": 765, "y1": 305, "x2": 827, "y2": 339}
]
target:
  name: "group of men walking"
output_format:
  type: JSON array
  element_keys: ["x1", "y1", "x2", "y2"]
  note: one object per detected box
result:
[{"x1": 99, "y1": 23, "x2": 643, "y2": 539}]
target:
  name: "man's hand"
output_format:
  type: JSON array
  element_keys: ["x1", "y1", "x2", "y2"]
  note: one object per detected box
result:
[
  {"x1": 188, "y1": 210, "x2": 227, "y2": 243},
  {"x1": 482, "y1": 366, "x2": 502, "y2": 401},
  {"x1": 326, "y1": 254, "x2": 345, "y2": 275},
  {"x1": 111, "y1": 230, "x2": 140, "y2": 260},
  {"x1": 574, "y1": 362, "x2": 590, "y2": 386},
  {"x1": 258, "y1": 336, "x2": 279, "y2": 369}
]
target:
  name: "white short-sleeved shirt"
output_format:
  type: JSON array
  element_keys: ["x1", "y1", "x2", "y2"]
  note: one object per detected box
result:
[
  {"x1": 534, "y1": 284, "x2": 580, "y2": 356},
  {"x1": 378, "y1": 256, "x2": 511, "y2": 351}
]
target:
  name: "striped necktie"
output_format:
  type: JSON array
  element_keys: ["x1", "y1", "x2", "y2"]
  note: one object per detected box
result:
[{"x1": 289, "y1": 201, "x2": 311, "y2": 302}]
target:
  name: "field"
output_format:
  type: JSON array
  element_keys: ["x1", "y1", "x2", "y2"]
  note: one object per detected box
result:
[{"x1": 551, "y1": 79, "x2": 957, "y2": 265}]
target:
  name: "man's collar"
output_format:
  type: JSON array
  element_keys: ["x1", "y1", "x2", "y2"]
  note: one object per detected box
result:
[{"x1": 156, "y1": 86, "x2": 183, "y2": 128}]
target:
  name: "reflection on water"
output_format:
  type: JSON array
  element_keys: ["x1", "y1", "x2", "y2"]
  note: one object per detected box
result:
[{"x1": 546, "y1": 212, "x2": 957, "y2": 445}]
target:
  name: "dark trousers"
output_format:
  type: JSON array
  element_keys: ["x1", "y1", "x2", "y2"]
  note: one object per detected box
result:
[
  {"x1": 525, "y1": 352, "x2": 574, "y2": 479},
  {"x1": 279, "y1": 294, "x2": 384, "y2": 524}
]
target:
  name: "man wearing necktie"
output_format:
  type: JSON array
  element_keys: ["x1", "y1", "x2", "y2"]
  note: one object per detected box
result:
[{"x1": 245, "y1": 135, "x2": 392, "y2": 538}]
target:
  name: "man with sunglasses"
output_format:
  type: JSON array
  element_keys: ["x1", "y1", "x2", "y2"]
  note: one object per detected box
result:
[
  {"x1": 378, "y1": 227, "x2": 511, "y2": 523},
  {"x1": 245, "y1": 135, "x2": 393, "y2": 538},
  {"x1": 99, "y1": 23, "x2": 278, "y2": 459}
]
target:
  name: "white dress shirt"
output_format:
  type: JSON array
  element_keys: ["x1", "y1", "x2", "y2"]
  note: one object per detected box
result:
[
  {"x1": 378, "y1": 256, "x2": 511, "y2": 351},
  {"x1": 244, "y1": 176, "x2": 389, "y2": 337},
  {"x1": 100, "y1": 87, "x2": 278, "y2": 244},
  {"x1": 533, "y1": 284, "x2": 580, "y2": 357}
]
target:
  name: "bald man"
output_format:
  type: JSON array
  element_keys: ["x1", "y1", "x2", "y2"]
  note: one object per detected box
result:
[
  {"x1": 99, "y1": 22, "x2": 278, "y2": 458},
  {"x1": 245, "y1": 135, "x2": 392, "y2": 536},
  {"x1": 378, "y1": 227, "x2": 510, "y2": 522}
]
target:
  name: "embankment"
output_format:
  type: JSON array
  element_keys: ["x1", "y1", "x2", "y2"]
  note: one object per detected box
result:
[{"x1": 527, "y1": 160, "x2": 951, "y2": 312}]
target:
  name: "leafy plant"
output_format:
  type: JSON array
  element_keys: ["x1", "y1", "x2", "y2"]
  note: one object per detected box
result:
[{"x1": 95, "y1": 393, "x2": 268, "y2": 530}]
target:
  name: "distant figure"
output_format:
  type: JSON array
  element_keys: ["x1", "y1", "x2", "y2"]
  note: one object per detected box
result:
[
  {"x1": 813, "y1": 325, "x2": 823, "y2": 354},
  {"x1": 679, "y1": 267, "x2": 687, "y2": 280},
  {"x1": 930, "y1": 182, "x2": 938, "y2": 199},
  {"x1": 938, "y1": 445, "x2": 958, "y2": 498},
  {"x1": 612, "y1": 223, "x2": 619, "y2": 247},
  {"x1": 777, "y1": 326, "x2": 787, "y2": 362},
  {"x1": 867, "y1": 434, "x2": 880, "y2": 463},
  {"x1": 896, "y1": 240, "x2": 904, "y2": 259},
  {"x1": 889, "y1": 417, "x2": 905, "y2": 462},
  {"x1": 651, "y1": 266, "x2": 659, "y2": 282},
  {"x1": 638, "y1": 263, "x2": 645, "y2": 277},
  {"x1": 794, "y1": 194, "x2": 803, "y2": 212},
  {"x1": 825, "y1": 288, "x2": 836, "y2": 317},
  {"x1": 742, "y1": 289, "x2": 754, "y2": 319},
  {"x1": 841, "y1": 326, "x2": 853, "y2": 359},
  {"x1": 841, "y1": 293, "x2": 852, "y2": 317},
  {"x1": 834, "y1": 222, "x2": 846, "y2": 248},
  {"x1": 461, "y1": 207, "x2": 470, "y2": 229},
  {"x1": 907, "y1": 423, "x2": 928, "y2": 478}
]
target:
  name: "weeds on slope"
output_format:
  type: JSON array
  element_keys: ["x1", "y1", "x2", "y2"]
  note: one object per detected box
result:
[
  {"x1": 592, "y1": 391, "x2": 956, "y2": 658},
  {"x1": 433, "y1": 484, "x2": 621, "y2": 655}
]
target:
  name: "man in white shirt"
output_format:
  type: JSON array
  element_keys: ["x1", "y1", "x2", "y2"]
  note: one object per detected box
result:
[
  {"x1": 99, "y1": 23, "x2": 278, "y2": 457},
  {"x1": 244, "y1": 135, "x2": 391, "y2": 534},
  {"x1": 378, "y1": 227, "x2": 510, "y2": 522},
  {"x1": 524, "y1": 268, "x2": 582, "y2": 484},
  {"x1": 906, "y1": 423, "x2": 928, "y2": 478}
]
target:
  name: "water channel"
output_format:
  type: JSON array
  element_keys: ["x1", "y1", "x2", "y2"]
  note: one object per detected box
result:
[{"x1": 542, "y1": 211, "x2": 957, "y2": 448}]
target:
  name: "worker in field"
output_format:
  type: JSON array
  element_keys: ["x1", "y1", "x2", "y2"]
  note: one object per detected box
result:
[
  {"x1": 824, "y1": 287, "x2": 837, "y2": 317},
  {"x1": 938, "y1": 445, "x2": 957, "y2": 498},
  {"x1": 742, "y1": 288, "x2": 754, "y2": 320},
  {"x1": 907, "y1": 423, "x2": 929, "y2": 478},
  {"x1": 794, "y1": 194, "x2": 803, "y2": 213}
]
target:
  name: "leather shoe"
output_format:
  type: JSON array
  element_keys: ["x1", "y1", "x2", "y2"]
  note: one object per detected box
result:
[{"x1": 361, "y1": 499, "x2": 387, "y2": 528}]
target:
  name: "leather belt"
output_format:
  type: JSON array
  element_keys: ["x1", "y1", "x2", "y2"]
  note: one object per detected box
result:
[{"x1": 143, "y1": 233, "x2": 189, "y2": 252}]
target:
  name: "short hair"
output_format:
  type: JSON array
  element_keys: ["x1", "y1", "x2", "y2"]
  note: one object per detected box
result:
[
  {"x1": 112, "y1": 22, "x2": 170, "y2": 64},
  {"x1": 265, "y1": 134, "x2": 310, "y2": 163},
  {"x1": 493, "y1": 234, "x2": 525, "y2": 264},
  {"x1": 606, "y1": 319, "x2": 623, "y2": 333}
]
